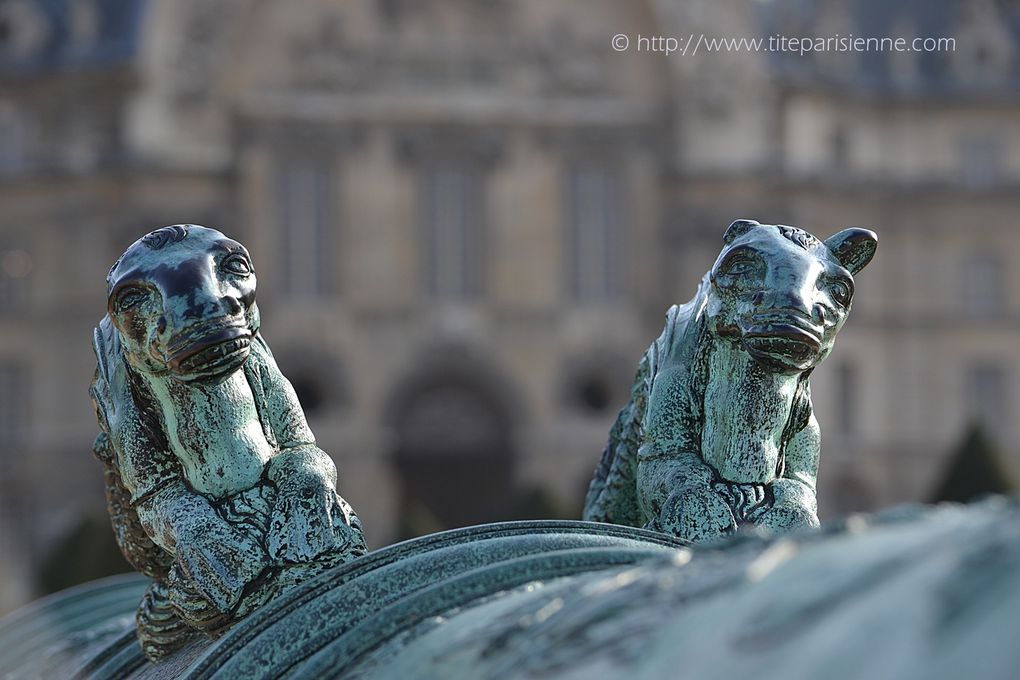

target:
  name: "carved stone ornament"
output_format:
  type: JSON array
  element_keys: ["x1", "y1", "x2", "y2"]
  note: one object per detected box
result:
[
  {"x1": 90, "y1": 225, "x2": 367, "y2": 661},
  {"x1": 584, "y1": 219, "x2": 878, "y2": 542}
]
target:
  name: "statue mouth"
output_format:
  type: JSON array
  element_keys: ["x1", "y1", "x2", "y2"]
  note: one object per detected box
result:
[
  {"x1": 166, "y1": 325, "x2": 252, "y2": 381},
  {"x1": 741, "y1": 313, "x2": 823, "y2": 368}
]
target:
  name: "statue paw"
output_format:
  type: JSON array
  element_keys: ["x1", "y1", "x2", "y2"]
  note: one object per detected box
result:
[
  {"x1": 170, "y1": 519, "x2": 269, "y2": 623},
  {"x1": 137, "y1": 579, "x2": 204, "y2": 661},
  {"x1": 654, "y1": 485, "x2": 737, "y2": 542},
  {"x1": 267, "y1": 477, "x2": 343, "y2": 563},
  {"x1": 166, "y1": 570, "x2": 235, "y2": 634},
  {"x1": 753, "y1": 504, "x2": 819, "y2": 533},
  {"x1": 752, "y1": 479, "x2": 819, "y2": 533}
]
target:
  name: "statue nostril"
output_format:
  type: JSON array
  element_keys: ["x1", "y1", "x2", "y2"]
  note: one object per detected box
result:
[
  {"x1": 223, "y1": 297, "x2": 242, "y2": 315},
  {"x1": 813, "y1": 304, "x2": 827, "y2": 325},
  {"x1": 751, "y1": 291, "x2": 766, "y2": 306},
  {"x1": 157, "y1": 316, "x2": 167, "y2": 335}
]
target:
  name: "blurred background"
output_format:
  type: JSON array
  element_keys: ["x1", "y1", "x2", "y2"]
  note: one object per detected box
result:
[{"x1": 1, "y1": 0, "x2": 1019, "y2": 614}]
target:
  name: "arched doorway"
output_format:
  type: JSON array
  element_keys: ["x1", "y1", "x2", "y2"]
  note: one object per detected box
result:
[{"x1": 388, "y1": 359, "x2": 518, "y2": 537}]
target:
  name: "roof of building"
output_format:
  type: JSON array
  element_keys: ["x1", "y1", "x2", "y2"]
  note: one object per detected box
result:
[
  {"x1": 757, "y1": 0, "x2": 1020, "y2": 92},
  {"x1": 0, "y1": 0, "x2": 146, "y2": 77}
]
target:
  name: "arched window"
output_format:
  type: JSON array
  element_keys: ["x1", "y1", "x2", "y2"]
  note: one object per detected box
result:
[
  {"x1": 388, "y1": 357, "x2": 519, "y2": 536},
  {"x1": 272, "y1": 348, "x2": 349, "y2": 417},
  {"x1": 561, "y1": 350, "x2": 632, "y2": 418}
]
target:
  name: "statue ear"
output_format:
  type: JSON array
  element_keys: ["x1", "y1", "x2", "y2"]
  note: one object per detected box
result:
[
  {"x1": 93, "y1": 316, "x2": 118, "y2": 384},
  {"x1": 91, "y1": 316, "x2": 122, "y2": 428},
  {"x1": 824, "y1": 227, "x2": 878, "y2": 274},
  {"x1": 723, "y1": 219, "x2": 760, "y2": 244}
]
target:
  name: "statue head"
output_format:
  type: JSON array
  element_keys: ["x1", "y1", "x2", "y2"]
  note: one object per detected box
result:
[
  {"x1": 105, "y1": 225, "x2": 260, "y2": 383},
  {"x1": 705, "y1": 219, "x2": 877, "y2": 373}
]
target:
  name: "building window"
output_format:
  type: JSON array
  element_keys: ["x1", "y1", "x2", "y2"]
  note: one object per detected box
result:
[
  {"x1": 962, "y1": 252, "x2": 1003, "y2": 317},
  {"x1": 966, "y1": 362, "x2": 1008, "y2": 439},
  {"x1": 836, "y1": 361, "x2": 858, "y2": 436},
  {"x1": 422, "y1": 166, "x2": 485, "y2": 300},
  {"x1": 830, "y1": 123, "x2": 849, "y2": 173},
  {"x1": 0, "y1": 362, "x2": 27, "y2": 445},
  {"x1": 273, "y1": 348, "x2": 349, "y2": 417},
  {"x1": 0, "y1": 243, "x2": 32, "y2": 313},
  {"x1": 69, "y1": 0, "x2": 99, "y2": 48},
  {"x1": 561, "y1": 351, "x2": 632, "y2": 418},
  {"x1": 959, "y1": 134, "x2": 1003, "y2": 188},
  {"x1": 0, "y1": 2, "x2": 48, "y2": 61},
  {"x1": 0, "y1": 104, "x2": 24, "y2": 175},
  {"x1": 565, "y1": 166, "x2": 622, "y2": 302},
  {"x1": 275, "y1": 159, "x2": 336, "y2": 297}
]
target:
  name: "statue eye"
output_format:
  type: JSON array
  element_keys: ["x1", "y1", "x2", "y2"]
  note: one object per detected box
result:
[
  {"x1": 222, "y1": 253, "x2": 252, "y2": 276},
  {"x1": 829, "y1": 279, "x2": 853, "y2": 306},
  {"x1": 722, "y1": 255, "x2": 759, "y2": 277},
  {"x1": 115, "y1": 287, "x2": 148, "y2": 312}
]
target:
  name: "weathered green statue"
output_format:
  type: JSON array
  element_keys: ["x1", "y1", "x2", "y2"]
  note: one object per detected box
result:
[
  {"x1": 584, "y1": 219, "x2": 877, "y2": 542},
  {"x1": 90, "y1": 225, "x2": 366, "y2": 661}
]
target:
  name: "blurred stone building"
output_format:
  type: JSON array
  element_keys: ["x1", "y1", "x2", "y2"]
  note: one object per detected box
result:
[{"x1": 1, "y1": 0, "x2": 1019, "y2": 610}]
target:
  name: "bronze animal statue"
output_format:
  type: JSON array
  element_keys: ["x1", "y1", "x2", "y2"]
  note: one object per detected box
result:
[
  {"x1": 583, "y1": 219, "x2": 877, "y2": 543},
  {"x1": 90, "y1": 225, "x2": 366, "y2": 661}
]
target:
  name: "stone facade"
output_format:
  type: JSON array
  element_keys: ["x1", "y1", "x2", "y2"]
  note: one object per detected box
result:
[{"x1": 1, "y1": 0, "x2": 1019, "y2": 611}]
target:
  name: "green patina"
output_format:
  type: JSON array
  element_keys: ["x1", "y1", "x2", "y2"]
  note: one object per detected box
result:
[
  {"x1": 6, "y1": 502, "x2": 1020, "y2": 679},
  {"x1": 89, "y1": 225, "x2": 366, "y2": 662},
  {"x1": 584, "y1": 219, "x2": 878, "y2": 542}
]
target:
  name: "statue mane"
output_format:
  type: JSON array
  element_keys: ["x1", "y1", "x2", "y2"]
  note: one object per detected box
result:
[{"x1": 142, "y1": 225, "x2": 191, "y2": 250}]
